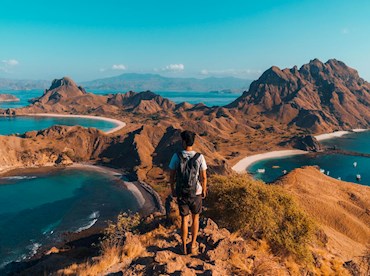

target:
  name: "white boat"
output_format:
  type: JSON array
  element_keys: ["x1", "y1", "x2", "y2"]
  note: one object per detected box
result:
[
  {"x1": 337, "y1": 177, "x2": 341, "y2": 180},
  {"x1": 326, "y1": 171, "x2": 330, "y2": 176},
  {"x1": 353, "y1": 162, "x2": 357, "y2": 168},
  {"x1": 356, "y1": 174, "x2": 361, "y2": 181},
  {"x1": 320, "y1": 169, "x2": 325, "y2": 173},
  {"x1": 257, "y1": 168, "x2": 266, "y2": 173},
  {"x1": 282, "y1": 170, "x2": 287, "y2": 175}
]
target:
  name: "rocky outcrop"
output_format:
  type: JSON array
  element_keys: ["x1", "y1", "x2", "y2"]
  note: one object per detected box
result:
[
  {"x1": 0, "y1": 94, "x2": 20, "y2": 102},
  {"x1": 228, "y1": 59, "x2": 370, "y2": 132},
  {"x1": 282, "y1": 135, "x2": 323, "y2": 152},
  {"x1": 107, "y1": 91, "x2": 177, "y2": 114}
]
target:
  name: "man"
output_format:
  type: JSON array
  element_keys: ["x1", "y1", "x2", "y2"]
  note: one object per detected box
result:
[{"x1": 169, "y1": 130, "x2": 207, "y2": 255}]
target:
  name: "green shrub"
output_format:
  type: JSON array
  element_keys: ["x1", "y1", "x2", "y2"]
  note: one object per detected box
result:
[{"x1": 206, "y1": 174, "x2": 315, "y2": 262}]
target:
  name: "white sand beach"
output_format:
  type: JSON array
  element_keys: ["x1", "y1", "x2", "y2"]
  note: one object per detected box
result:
[
  {"x1": 315, "y1": 129, "x2": 369, "y2": 141},
  {"x1": 232, "y1": 150, "x2": 308, "y2": 173},
  {"x1": 314, "y1": 131, "x2": 350, "y2": 141},
  {"x1": 352, "y1": 128, "x2": 368, "y2": 132},
  {"x1": 27, "y1": 113, "x2": 126, "y2": 134}
]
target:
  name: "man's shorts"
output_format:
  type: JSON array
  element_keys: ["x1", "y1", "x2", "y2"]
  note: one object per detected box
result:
[{"x1": 178, "y1": 195, "x2": 202, "y2": 217}]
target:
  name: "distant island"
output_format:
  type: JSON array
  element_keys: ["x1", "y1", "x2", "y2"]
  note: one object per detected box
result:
[
  {"x1": 0, "y1": 94, "x2": 20, "y2": 102},
  {"x1": 0, "y1": 74, "x2": 252, "y2": 92},
  {"x1": 81, "y1": 73, "x2": 252, "y2": 92}
]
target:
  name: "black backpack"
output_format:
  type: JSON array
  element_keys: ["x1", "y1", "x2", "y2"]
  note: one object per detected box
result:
[{"x1": 175, "y1": 152, "x2": 201, "y2": 198}]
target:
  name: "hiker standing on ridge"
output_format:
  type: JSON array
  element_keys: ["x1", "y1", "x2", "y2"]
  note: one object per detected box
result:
[{"x1": 169, "y1": 130, "x2": 208, "y2": 255}]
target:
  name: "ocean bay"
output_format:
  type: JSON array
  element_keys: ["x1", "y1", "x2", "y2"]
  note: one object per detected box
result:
[
  {"x1": 249, "y1": 131, "x2": 370, "y2": 185},
  {"x1": 0, "y1": 168, "x2": 140, "y2": 267}
]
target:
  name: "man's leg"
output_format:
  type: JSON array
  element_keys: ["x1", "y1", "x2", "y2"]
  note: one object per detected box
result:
[
  {"x1": 191, "y1": 213, "x2": 199, "y2": 250},
  {"x1": 181, "y1": 215, "x2": 189, "y2": 254}
]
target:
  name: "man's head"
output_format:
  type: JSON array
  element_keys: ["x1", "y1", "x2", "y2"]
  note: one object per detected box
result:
[{"x1": 180, "y1": 130, "x2": 196, "y2": 149}]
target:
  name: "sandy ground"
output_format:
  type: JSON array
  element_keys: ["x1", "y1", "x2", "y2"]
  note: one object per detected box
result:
[
  {"x1": 315, "y1": 129, "x2": 368, "y2": 141},
  {"x1": 232, "y1": 150, "x2": 308, "y2": 173},
  {"x1": 26, "y1": 113, "x2": 126, "y2": 134}
]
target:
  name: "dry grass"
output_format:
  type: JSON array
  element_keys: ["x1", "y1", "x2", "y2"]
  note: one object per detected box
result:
[
  {"x1": 278, "y1": 167, "x2": 370, "y2": 259},
  {"x1": 59, "y1": 245, "x2": 121, "y2": 276},
  {"x1": 58, "y1": 213, "x2": 145, "y2": 276},
  {"x1": 123, "y1": 239, "x2": 146, "y2": 258}
]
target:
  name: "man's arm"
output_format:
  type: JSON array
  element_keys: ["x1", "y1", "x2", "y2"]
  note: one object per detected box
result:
[
  {"x1": 200, "y1": 169, "x2": 207, "y2": 198},
  {"x1": 169, "y1": 169, "x2": 176, "y2": 197}
]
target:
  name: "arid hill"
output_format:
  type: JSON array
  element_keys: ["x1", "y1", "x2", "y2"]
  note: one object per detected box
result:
[
  {"x1": 0, "y1": 94, "x2": 19, "y2": 102},
  {"x1": 228, "y1": 59, "x2": 370, "y2": 132},
  {"x1": 277, "y1": 166, "x2": 370, "y2": 261}
]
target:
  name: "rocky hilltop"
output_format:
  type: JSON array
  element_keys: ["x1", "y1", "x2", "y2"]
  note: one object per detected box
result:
[
  {"x1": 228, "y1": 59, "x2": 370, "y2": 132},
  {"x1": 0, "y1": 94, "x2": 19, "y2": 102}
]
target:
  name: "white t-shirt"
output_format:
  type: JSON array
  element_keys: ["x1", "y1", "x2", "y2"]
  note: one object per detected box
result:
[{"x1": 169, "y1": 150, "x2": 207, "y2": 196}]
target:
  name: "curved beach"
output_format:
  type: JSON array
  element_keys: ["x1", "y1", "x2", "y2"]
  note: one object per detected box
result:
[
  {"x1": 27, "y1": 113, "x2": 126, "y2": 134},
  {"x1": 315, "y1": 129, "x2": 368, "y2": 141},
  {"x1": 232, "y1": 150, "x2": 308, "y2": 173}
]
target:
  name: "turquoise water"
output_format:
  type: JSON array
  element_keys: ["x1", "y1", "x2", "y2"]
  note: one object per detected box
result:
[
  {"x1": 249, "y1": 153, "x2": 369, "y2": 185},
  {"x1": 320, "y1": 131, "x2": 370, "y2": 154},
  {"x1": 0, "y1": 89, "x2": 241, "y2": 108},
  {"x1": 249, "y1": 132, "x2": 370, "y2": 185},
  {"x1": 0, "y1": 169, "x2": 140, "y2": 267},
  {"x1": 0, "y1": 90, "x2": 42, "y2": 109},
  {"x1": 0, "y1": 116, "x2": 117, "y2": 135}
]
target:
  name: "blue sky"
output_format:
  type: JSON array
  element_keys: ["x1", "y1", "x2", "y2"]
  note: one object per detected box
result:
[{"x1": 1, "y1": 0, "x2": 369, "y2": 81}]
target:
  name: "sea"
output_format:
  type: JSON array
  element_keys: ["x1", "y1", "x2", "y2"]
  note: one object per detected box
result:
[
  {"x1": 0, "y1": 168, "x2": 140, "y2": 267},
  {"x1": 249, "y1": 131, "x2": 370, "y2": 186}
]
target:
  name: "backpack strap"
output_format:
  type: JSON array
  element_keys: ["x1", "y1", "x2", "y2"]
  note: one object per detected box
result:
[
  {"x1": 190, "y1": 153, "x2": 201, "y2": 162},
  {"x1": 176, "y1": 151, "x2": 186, "y2": 162}
]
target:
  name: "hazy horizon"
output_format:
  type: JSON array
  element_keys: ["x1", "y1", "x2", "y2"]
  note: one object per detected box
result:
[{"x1": 1, "y1": 0, "x2": 370, "y2": 82}]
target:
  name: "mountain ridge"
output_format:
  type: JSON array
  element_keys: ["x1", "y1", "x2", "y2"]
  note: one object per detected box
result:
[
  {"x1": 227, "y1": 58, "x2": 370, "y2": 132},
  {"x1": 81, "y1": 73, "x2": 252, "y2": 92}
]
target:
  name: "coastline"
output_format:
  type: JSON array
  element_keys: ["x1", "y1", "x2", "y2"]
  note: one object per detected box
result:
[
  {"x1": 232, "y1": 129, "x2": 369, "y2": 174},
  {"x1": 0, "y1": 162, "x2": 162, "y2": 268},
  {"x1": 232, "y1": 150, "x2": 308, "y2": 173},
  {"x1": 64, "y1": 163, "x2": 147, "y2": 209},
  {"x1": 25, "y1": 113, "x2": 126, "y2": 134},
  {"x1": 315, "y1": 129, "x2": 368, "y2": 141}
]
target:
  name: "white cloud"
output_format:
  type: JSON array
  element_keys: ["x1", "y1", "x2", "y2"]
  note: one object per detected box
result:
[
  {"x1": 0, "y1": 59, "x2": 19, "y2": 73},
  {"x1": 342, "y1": 28, "x2": 350, "y2": 34},
  {"x1": 99, "y1": 68, "x2": 107, "y2": 72},
  {"x1": 200, "y1": 68, "x2": 262, "y2": 78},
  {"x1": 112, "y1": 64, "x2": 126, "y2": 70},
  {"x1": 162, "y1": 63, "x2": 185, "y2": 72},
  {"x1": 2, "y1": 59, "x2": 19, "y2": 66}
]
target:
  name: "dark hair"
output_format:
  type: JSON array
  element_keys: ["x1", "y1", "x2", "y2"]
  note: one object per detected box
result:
[{"x1": 180, "y1": 130, "x2": 196, "y2": 146}]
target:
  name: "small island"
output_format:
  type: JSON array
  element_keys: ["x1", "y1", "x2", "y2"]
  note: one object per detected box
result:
[{"x1": 0, "y1": 94, "x2": 20, "y2": 102}]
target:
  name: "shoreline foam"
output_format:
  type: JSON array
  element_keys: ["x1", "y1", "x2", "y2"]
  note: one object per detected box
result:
[
  {"x1": 25, "y1": 113, "x2": 126, "y2": 134},
  {"x1": 232, "y1": 150, "x2": 308, "y2": 173}
]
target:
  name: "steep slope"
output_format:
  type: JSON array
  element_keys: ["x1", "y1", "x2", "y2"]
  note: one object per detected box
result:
[
  {"x1": 228, "y1": 59, "x2": 370, "y2": 132},
  {"x1": 276, "y1": 166, "x2": 370, "y2": 260}
]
